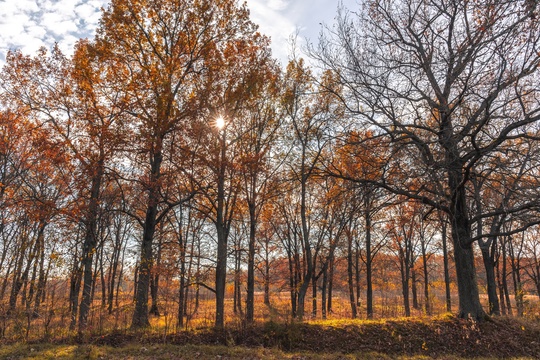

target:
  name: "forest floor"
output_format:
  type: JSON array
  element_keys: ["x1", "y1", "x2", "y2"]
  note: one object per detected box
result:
[{"x1": 1, "y1": 314, "x2": 539, "y2": 359}]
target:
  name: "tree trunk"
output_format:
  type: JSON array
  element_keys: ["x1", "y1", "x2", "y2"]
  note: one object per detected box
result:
[
  {"x1": 132, "y1": 263, "x2": 139, "y2": 303},
  {"x1": 69, "y1": 260, "x2": 82, "y2": 331},
  {"x1": 411, "y1": 268, "x2": 419, "y2": 310},
  {"x1": 9, "y1": 235, "x2": 30, "y2": 312},
  {"x1": 215, "y1": 130, "x2": 230, "y2": 328},
  {"x1": 79, "y1": 163, "x2": 105, "y2": 334},
  {"x1": 287, "y1": 250, "x2": 296, "y2": 317},
  {"x1": 327, "y1": 254, "x2": 334, "y2": 315},
  {"x1": 347, "y1": 229, "x2": 357, "y2": 318},
  {"x1": 99, "y1": 241, "x2": 106, "y2": 308},
  {"x1": 233, "y1": 247, "x2": 243, "y2": 316},
  {"x1": 194, "y1": 239, "x2": 201, "y2": 313},
  {"x1": 215, "y1": 208, "x2": 228, "y2": 328},
  {"x1": 149, "y1": 274, "x2": 160, "y2": 316},
  {"x1": 263, "y1": 242, "x2": 270, "y2": 306},
  {"x1": 294, "y1": 251, "x2": 301, "y2": 316},
  {"x1": 91, "y1": 250, "x2": 99, "y2": 305},
  {"x1": 450, "y1": 220, "x2": 485, "y2": 319},
  {"x1": 509, "y1": 238, "x2": 524, "y2": 317},
  {"x1": 500, "y1": 240, "x2": 513, "y2": 316},
  {"x1": 365, "y1": 208, "x2": 373, "y2": 319},
  {"x1": 496, "y1": 258, "x2": 506, "y2": 315},
  {"x1": 177, "y1": 257, "x2": 186, "y2": 328},
  {"x1": 150, "y1": 236, "x2": 162, "y2": 317},
  {"x1": 27, "y1": 243, "x2": 39, "y2": 313},
  {"x1": 296, "y1": 166, "x2": 313, "y2": 320},
  {"x1": 421, "y1": 241, "x2": 431, "y2": 315},
  {"x1": 355, "y1": 244, "x2": 361, "y2": 311},
  {"x1": 116, "y1": 248, "x2": 125, "y2": 309},
  {"x1": 480, "y1": 242, "x2": 500, "y2": 315},
  {"x1": 246, "y1": 202, "x2": 257, "y2": 322},
  {"x1": 177, "y1": 219, "x2": 187, "y2": 329},
  {"x1": 400, "y1": 251, "x2": 411, "y2": 317},
  {"x1": 132, "y1": 149, "x2": 163, "y2": 329},
  {"x1": 321, "y1": 267, "x2": 327, "y2": 320},
  {"x1": 107, "y1": 222, "x2": 123, "y2": 315},
  {"x1": 0, "y1": 247, "x2": 16, "y2": 302},
  {"x1": 32, "y1": 233, "x2": 47, "y2": 317},
  {"x1": 441, "y1": 217, "x2": 452, "y2": 312},
  {"x1": 512, "y1": 270, "x2": 524, "y2": 317},
  {"x1": 447, "y1": 158, "x2": 485, "y2": 320},
  {"x1": 311, "y1": 273, "x2": 317, "y2": 318}
]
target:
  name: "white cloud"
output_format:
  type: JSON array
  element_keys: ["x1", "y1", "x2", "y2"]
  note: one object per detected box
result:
[
  {"x1": 13, "y1": 0, "x2": 40, "y2": 12},
  {"x1": 0, "y1": 0, "x2": 359, "y2": 68},
  {"x1": 0, "y1": 0, "x2": 107, "y2": 65},
  {"x1": 267, "y1": 0, "x2": 289, "y2": 11},
  {"x1": 75, "y1": 3, "x2": 97, "y2": 19},
  {"x1": 245, "y1": 0, "x2": 359, "y2": 66},
  {"x1": 41, "y1": 13, "x2": 78, "y2": 35},
  {"x1": 246, "y1": 0, "x2": 297, "y2": 65}
]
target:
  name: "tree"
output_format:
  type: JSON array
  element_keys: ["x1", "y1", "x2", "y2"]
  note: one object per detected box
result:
[
  {"x1": 281, "y1": 59, "x2": 341, "y2": 319},
  {"x1": 235, "y1": 62, "x2": 282, "y2": 324},
  {"x1": 316, "y1": 0, "x2": 540, "y2": 319},
  {"x1": 470, "y1": 135, "x2": 540, "y2": 315},
  {"x1": 1, "y1": 43, "x2": 128, "y2": 334},
  {"x1": 523, "y1": 226, "x2": 540, "y2": 298},
  {"x1": 387, "y1": 199, "x2": 420, "y2": 317},
  {"x1": 333, "y1": 131, "x2": 391, "y2": 318},
  {"x1": 95, "y1": 0, "x2": 267, "y2": 328}
]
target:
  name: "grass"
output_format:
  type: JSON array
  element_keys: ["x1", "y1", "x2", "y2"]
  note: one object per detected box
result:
[
  {"x1": 0, "y1": 343, "x2": 384, "y2": 360},
  {"x1": 2, "y1": 315, "x2": 539, "y2": 359},
  {"x1": 0, "y1": 343, "x2": 537, "y2": 360},
  {"x1": 2, "y1": 293, "x2": 540, "y2": 359}
]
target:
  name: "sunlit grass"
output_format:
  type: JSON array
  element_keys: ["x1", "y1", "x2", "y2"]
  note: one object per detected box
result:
[
  {"x1": 0, "y1": 343, "x2": 537, "y2": 360},
  {"x1": 1, "y1": 291, "x2": 540, "y2": 360}
]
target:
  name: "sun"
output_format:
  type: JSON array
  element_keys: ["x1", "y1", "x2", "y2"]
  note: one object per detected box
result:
[{"x1": 215, "y1": 116, "x2": 225, "y2": 129}]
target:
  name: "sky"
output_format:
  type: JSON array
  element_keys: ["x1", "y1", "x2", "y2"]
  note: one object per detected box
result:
[{"x1": 0, "y1": 0, "x2": 358, "y2": 67}]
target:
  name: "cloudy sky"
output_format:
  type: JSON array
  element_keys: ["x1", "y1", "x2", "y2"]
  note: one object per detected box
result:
[{"x1": 0, "y1": 0, "x2": 358, "y2": 66}]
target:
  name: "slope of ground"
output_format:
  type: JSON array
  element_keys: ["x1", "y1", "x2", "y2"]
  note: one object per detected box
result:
[{"x1": 1, "y1": 315, "x2": 539, "y2": 359}]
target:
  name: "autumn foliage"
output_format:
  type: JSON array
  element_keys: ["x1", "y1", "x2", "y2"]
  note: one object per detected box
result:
[{"x1": 0, "y1": 0, "x2": 540, "y2": 350}]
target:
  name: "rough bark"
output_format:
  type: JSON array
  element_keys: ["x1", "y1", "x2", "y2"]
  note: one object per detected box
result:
[
  {"x1": 150, "y1": 236, "x2": 162, "y2": 317},
  {"x1": 441, "y1": 218, "x2": 452, "y2": 312},
  {"x1": 215, "y1": 130, "x2": 229, "y2": 328},
  {"x1": 481, "y1": 242, "x2": 500, "y2": 315},
  {"x1": 399, "y1": 248, "x2": 411, "y2": 317},
  {"x1": 347, "y1": 228, "x2": 357, "y2": 318},
  {"x1": 365, "y1": 208, "x2": 373, "y2": 319},
  {"x1": 327, "y1": 255, "x2": 334, "y2": 315},
  {"x1": 296, "y1": 162, "x2": 313, "y2": 320},
  {"x1": 246, "y1": 202, "x2": 257, "y2": 322},
  {"x1": 421, "y1": 240, "x2": 431, "y2": 315},
  {"x1": 132, "y1": 150, "x2": 163, "y2": 329},
  {"x1": 411, "y1": 268, "x2": 419, "y2": 311},
  {"x1": 321, "y1": 267, "x2": 328, "y2": 320},
  {"x1": 501, "y1": 241, "x2": 513, "y2": 316}
]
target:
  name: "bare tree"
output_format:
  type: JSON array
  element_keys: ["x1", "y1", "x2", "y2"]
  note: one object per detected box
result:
[{"x1": 315, "y1": 0, "x2": 540, "y2": 319}]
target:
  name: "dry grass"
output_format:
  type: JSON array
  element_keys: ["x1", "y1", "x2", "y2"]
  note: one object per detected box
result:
[
  {"x1": 0, "y1": 343, "x2": 537, "y2": 360},
  {"x1": 2, "y1": 289, "x2": 540, "y2": 360},
  {"x1": 1, "y1": 315, "x2": 540, "y2": 359},
  {"x1": 2, "y1": 289, "x2": 540, "y2": 342}
]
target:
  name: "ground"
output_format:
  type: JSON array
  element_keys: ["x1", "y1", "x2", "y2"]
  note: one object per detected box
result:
[{"x1": 1, "y1": 315, "x2": 539, "y2": 359}]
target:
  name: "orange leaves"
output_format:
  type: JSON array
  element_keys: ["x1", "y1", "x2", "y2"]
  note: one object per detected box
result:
[{"x1": 335, "y1": 130, "x2": 387, "y2": 182}]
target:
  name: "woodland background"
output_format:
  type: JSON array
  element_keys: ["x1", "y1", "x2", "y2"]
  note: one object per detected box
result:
[{"x1": 0, "y1": 0, "x2": 540, "y2": 345}]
